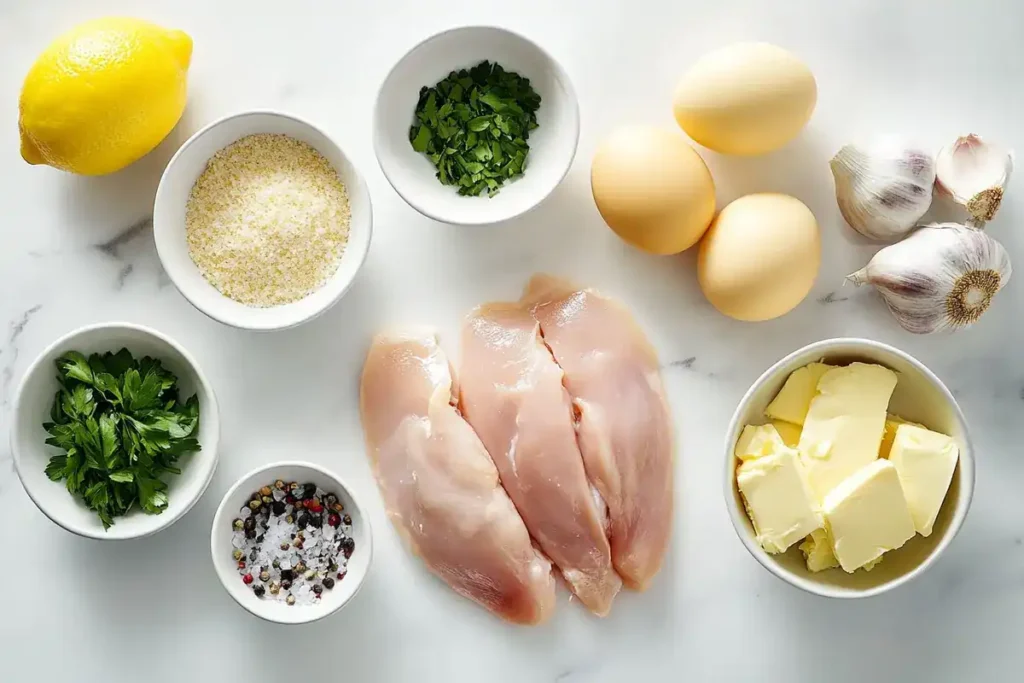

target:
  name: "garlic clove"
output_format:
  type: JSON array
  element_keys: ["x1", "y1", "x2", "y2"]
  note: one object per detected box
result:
[
  {"x1": 847, "y1": 222, "x2": 1011, "y2": 334},
  {"x1": 830, "y1": 138, "x2": 935, "y2": 242},
  {"x1": 934, "y1": 134, "x2": 1013, "y2": 225}
]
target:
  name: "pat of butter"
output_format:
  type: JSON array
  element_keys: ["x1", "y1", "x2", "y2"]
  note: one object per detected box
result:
[
  {"x1": 764, "y1": 362, "x2": 831, "y2": 426},
  {"x1": 823, "y1": 459, "x2": 916, "y2": 572},
  {"x1": 888, "y1": 424, "x2": 959, "y2": 537},
  {"x1": 799, "y1": 528, "x2": 839, "y2": 572},
  {"x1": 798, "y1": 363, "x2": 897, "y2": 502},
  {"x1": 737, "y1": 441, "x2": 822, "y2": 554},
  {"x1": 771, "y1": 419, "x2": 802, "y2": 448},
  {"x1": 735, "y1": 424, "x2": 786, "y2": 461}
]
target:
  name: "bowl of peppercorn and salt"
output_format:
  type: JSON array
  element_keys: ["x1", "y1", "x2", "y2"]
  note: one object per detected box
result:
[{"x1": 211, "y1": 461, "x2": 372, "y2": 624}]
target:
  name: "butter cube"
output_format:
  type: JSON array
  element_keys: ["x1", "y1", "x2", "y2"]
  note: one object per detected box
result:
[
  {"x1": 799, "y1": 528, "x2": 839, "y2": 572},
  {"x1": 764, "y1": 362, "x2": 831, "y2": 426},
  {"x1": 823, "y1": 459, "x2": 916, "y2": 572},
  {"x1": 737, "y1": 443, "x2": 822, "y2": 554},
  {"x1": 888, "y1": 424, "x2": 959, "y2": 537},
  {"x1": 735, "y1": 424, "x2": 786, "y2": 461},
  {"x1": 771, "y1": 419, "x2": 802, "y2": 448},
  {"x1": 799, "y1": 363, "x2": 897, "y2": 502}
]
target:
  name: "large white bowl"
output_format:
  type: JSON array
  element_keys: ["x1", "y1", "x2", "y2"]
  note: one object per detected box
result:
[
  {"x1": 11, "y1": 323, "x2": 220, "y2": 541},
  {"x1": 154, "y1": 110, "x2": 373, "y2": 330},
  {"x1": 211, "y1": 461, "x2": 373, "y2": 625},
  {"x1": 374, "y1": 25, "x2": 580, "y2": 225},
  {"x1": 724, "y1": 338, "x2": 975, "y2": 598}
]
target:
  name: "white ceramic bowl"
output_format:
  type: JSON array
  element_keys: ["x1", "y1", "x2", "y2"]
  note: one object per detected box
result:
[
  {"x1": 154, "y1": 110, "x2": 373, "y2": 330},
  {"x1": 211, "y1": 461, "x2": 373, "y2": 624},
  {"x1": 11, "y1": 323, "x2": 220, "y2": 541},
  {"x1": 374, "y1": 25, "x2": 580, "y2": 225},
  {"x1": 724, "y1": 338, "x2": 975, "y2": 598}
]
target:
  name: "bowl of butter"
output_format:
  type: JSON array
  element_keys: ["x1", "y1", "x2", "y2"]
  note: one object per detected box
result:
[{"x1": 725, "y1": 338, "x2": 975, "y2": 598}]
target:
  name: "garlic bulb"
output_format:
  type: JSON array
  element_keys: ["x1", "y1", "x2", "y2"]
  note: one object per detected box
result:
[
  {"x1": 847, "y1": 223, "x2": 1011, "y2": 334},
  {"x1": 830, "y1": 138, "x2": 936, "y2": 241},
  {"x1": 935, "y1": 134, "x2": 1013, "y2": 225}
]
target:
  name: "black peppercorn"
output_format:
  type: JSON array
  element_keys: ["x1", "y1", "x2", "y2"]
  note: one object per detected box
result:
[
  {"x1": 281, "y1": 568, "x2": 295, "y2": 582},
  {"x1": 244, "y1": 528, "x2": 256, "y2": 539},
  {"x1": 296, "y1": 511, "x2": 310, "y2": 529},
  {"x1": 282, "y1": 580, "x2": 292, "y2": 591},
  {"x1": 342, "y1": 514, "x2": 352, "y2": 525},
  {"x1": 243, "y1": 516, "x2": 256, "y2": 532},
  {"x1": 272, "y1": 500, "x2": 286, "y2": 516},
  {"x1": 253, "y1": 584, "x2": 266, "y2": 598},
  {"x1": 249, "y1": 549, "x2": 258, "y2": 561},
  {"x1": 312, "y1": 584, "x2": 323, "y2": 596},
  {"x1": 302, "y1": 483, "x2": 317, "y2": 500},
  {"x1": 323, "y1": 577, "x2": 335, "y2": 590},
  {"x1": 325, "y1": 494, "x2": 338, "y2": 508},
  {"x1": 342, "y1": 537, "x2": 355, "y2": 558}
]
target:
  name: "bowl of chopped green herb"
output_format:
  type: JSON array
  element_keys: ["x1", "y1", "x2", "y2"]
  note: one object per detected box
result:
[
  {"x1": 11, "y1": 323, "x2": 219, "y2": 540},
  {"x1": 374, "y1": 25, "x2": 579, "y2": 225}
]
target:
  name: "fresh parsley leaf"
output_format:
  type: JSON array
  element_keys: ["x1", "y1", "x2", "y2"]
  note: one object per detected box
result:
[
  {"x1": 41, "y1": 348, "x2": 201, "y2": 529},
  {"x1": 409, "y1": 60, "x2": 541, "y2": 197},
  {"x1": 137, "y1": 476, "x2": 169, "y2": 514},
  {"x1": 57, "y1": 351, "x2": 94, "y2": 385},
  {"x1": 45, "y1": 455, "x2": 67, "y2": 481}
]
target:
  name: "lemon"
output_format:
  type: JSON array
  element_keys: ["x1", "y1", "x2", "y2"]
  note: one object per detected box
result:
[{"x1": 18, "y1": 17, "x2": 192, "y2": 176}]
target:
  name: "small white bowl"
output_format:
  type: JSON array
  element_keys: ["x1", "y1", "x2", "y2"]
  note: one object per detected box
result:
[
  {"x1": 374, "y1": 25, "x2": 580, "y2": 225},
  {"x1": 211, "y1": 461, "x2": 373, "y2": 624},
  {"x1": 154, "y1": 110, "x2": 373, "y2": 330},
  {"x1": 724, "y1": 338, "x2": 975, "y2": 598},
  {"x1": 11, "y1": 323, "x2": 220, "y2": 541}
]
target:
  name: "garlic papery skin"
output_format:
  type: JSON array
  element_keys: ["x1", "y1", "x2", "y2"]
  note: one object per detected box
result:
[
  {"x1": 830, "y1": 138, "x2": 936, "y2": 242},
  {"x1": 847, "y1": 222, "x2": 1012, "y2": 334},
  {"x1": 935, "y1": 134, "x2": 1013, "y2": 225}
]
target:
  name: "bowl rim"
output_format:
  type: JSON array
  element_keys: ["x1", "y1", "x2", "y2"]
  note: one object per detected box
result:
[
  {"x1": 372, "y1": 24, "x2": 581, "y2": 226},
  {"x1": 153, "y1": 108, "x2": 374, "y2": 331},
  {"x1": 11, "y1": 321, "x2": 221, "y2": 541},
  {"x1": 723, "y1": 337, "x2": 976, "y2": 599},
  {"x1": 209, "y1": 460, "x2": 374, "y2": 625}
]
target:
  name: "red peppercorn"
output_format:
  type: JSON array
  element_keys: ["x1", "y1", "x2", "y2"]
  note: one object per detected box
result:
[
  {"x1": 243, "y1": 573, "x2": 254, "y2": 585},
  {"x1": 337, "y1": 572, "x2": 346, "y2": 580},
  {"x1": 285, "y1": 495, "x2": 295, "y2": 504},
  {"x1": 308, "y1": 502, "x2": 323, "y2": 513},
  {"x1": 328, "y1": 513, "x2": 340, "y2": 527},
  {"x1": 237, "y1": 560, "x2": 246, "y2": 569}
]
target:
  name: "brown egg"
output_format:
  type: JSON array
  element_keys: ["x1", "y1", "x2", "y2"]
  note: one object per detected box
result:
[
  {"x1": 698, "y1": 193, "x2": 820, "y2": 321},
  {"x1": 591, "y1": 126, "x2": 715, "y2": 255}
]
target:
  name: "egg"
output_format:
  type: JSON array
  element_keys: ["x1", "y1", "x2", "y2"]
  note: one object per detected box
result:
[
  {"x1": 591, "y1": 126, "x2": 715, "y2": 255},
  {"x1": 698, "y1": 193, "x2": 820, "y2": 321},
  {"x1": 673, "y1": 43, "x2": 816, "y2": 156}
]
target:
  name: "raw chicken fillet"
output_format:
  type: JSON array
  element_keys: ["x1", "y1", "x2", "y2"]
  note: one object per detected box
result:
[
  {"x1": 523, "y1": 275, "x2": 674, "y2": 590},
  {"x1": 360, "y1": 330, "x2": 556, "y2": 625},
  {"x1": 460, "y1": 303, "x2": 622, "y2": 616}
]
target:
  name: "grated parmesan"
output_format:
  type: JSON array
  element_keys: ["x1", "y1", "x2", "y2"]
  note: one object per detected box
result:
[{"x1": 185, "y1": 133, "x2": 351, "y2": 307}]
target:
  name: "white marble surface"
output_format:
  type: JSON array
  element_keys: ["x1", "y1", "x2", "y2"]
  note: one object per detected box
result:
[{"x1": 2, "y1": 1, "x2": 1022, "y2": 681}]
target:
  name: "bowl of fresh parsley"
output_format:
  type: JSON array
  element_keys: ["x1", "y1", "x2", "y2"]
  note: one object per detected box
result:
[
  {"x1": 11, "y1": 323, "x2": 220, "y2": 540},
  {"x1": 374, "y1": 25, "x2": 580, "y2": 225}
]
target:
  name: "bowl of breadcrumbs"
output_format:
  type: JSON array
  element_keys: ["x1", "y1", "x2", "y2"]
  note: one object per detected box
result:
[{"x1": 154, "y1": 110, "x2": 372, "y2": 330}]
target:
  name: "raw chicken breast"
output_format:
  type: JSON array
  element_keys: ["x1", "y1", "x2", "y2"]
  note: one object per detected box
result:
[
  {"x1": 360, "y1": 330, "x2": 557, "y2": 625},
  {"x1": 460, "y1": 303, "x2": 622, "y2": 616},
  {"x1": 523, "y1": 275, "x2": 674, "y2": 590}
]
